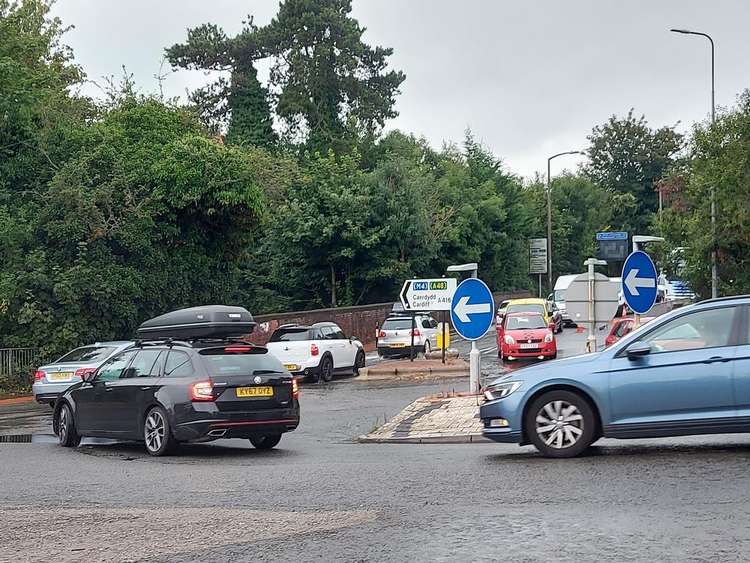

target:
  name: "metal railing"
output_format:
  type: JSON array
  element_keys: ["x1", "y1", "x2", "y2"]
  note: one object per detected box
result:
[{"x1": 0, "y1": 348, "x2": 38, "y2": 380}]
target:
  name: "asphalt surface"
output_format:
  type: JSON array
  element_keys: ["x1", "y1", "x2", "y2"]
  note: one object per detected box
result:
[{"x1": 2, "y1": 327, "x2": 750, "y2": 562}]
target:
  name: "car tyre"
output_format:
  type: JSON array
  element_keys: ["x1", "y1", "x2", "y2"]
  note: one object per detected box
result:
[
  {"x1": 525, "y1": 390, "x2": 596, "y2": 458},
  {"x1": 320, "y1": 355, "x2": 334, "y2": 383},
  {"x1": 57, "y1": 403, "x2": 81, "y2": 448},
  {"x1": 144, "y1": 406, "x2": 178, "y2": 457},
  {"x1": 423, "y1": 340, "x2": 432, "y2": 357},
  {"x1": 353, "y1": 350, "x2": 366, "y2": 376},
  {"x1": 249, "y1": 434, "x2": 282, "y2": 450}
]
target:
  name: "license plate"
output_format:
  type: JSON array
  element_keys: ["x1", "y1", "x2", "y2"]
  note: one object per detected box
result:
[
  {"x1": 48, "y1": 372, "x2": 72, "y2": 381},
  {"x1": 236, "y1": 386, "x2": 273, "y2": 398},
  {"x1": 284, "y1": 364, "x2": 300, "y2": 372},
  {"x1": 389, "y1": 343, "x2": 406, "y2": 348},
  {"x1": 519, "y1": 343, "x2": 538, "y2": 350}
]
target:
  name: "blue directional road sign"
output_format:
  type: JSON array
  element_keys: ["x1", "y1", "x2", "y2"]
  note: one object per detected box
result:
[
  {"x1": 621, "y1": 251, "x2": 658, "y2": 314},
  {"x1": 450, "y1": 278, "x2": 495, "y2": 341}
]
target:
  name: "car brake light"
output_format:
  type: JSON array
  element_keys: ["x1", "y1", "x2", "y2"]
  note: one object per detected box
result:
[
  {"x1": 75, "y1": 368, "x2": 96, "y2": 378},
  {"x1": 412, "y1": 328, "x2": 421, "y2": 337},
  {"x1": 225, "y1": 346, "x2": 252, "y2": 353},
  {"x1": 34, "y1": 370, "x2": 45, "y2": 381},
  {"x1": 311, "y1": 343, "x2": 319, "y2": 356},
  {"x1": 378, "y1": 330, "x2": 385, "y2": 338},
  {"x1": 190, "y1": 380, "x2": 214, "y2": 401},
  {"x1": 292, "y1": 378, "x2": 300, "y2": 399}
]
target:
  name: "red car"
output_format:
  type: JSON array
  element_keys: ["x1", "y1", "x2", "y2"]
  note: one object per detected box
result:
[
  {"x1": 604, "y1": 316, "x2": 655, "y2": 347},
  {"x1": 497, "y1": 312, "x2": 557, "y2": 361}
]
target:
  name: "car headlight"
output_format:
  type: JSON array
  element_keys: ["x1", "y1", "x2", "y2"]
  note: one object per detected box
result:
[
  {"x1": 504, "y1": 334, "x2": 515, "y2": 344},
  {"x1": 544, "y1": 331, "x2": 553, "y2": 343},
  {"x1": 483, "y1": 381, "x2": 521, "y2": 401}
]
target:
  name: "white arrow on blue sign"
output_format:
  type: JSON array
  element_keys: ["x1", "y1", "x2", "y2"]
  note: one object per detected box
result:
[
  {"x1": 450, "y1": 278, "x2": 495, "y2": 341},
  {"x1": 621, "y1": 251, "x2": 658, "y2": 314}
]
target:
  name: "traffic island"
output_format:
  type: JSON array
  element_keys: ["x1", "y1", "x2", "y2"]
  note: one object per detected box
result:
[
  {"x1": 358, "y1": 357, "x2": 469, "y2": 381},
  {"x1": 358, "y1": 392, "x2": 489, "y2": 444}
]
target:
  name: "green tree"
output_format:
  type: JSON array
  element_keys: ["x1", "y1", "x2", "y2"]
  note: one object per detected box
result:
[
  {"x1": 584, "y1": 110, "x2": 683, "y2": 235},
  {"x1": 166, "y1": 22, "x2": 277, "y2": 148}
]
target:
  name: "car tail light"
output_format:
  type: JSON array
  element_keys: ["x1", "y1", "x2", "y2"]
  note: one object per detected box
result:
[
  {"x1": 311, "y1": 343, "x2": 319, "y2": 356},
  {"x1": 190, "y1": 380, "x2": 214, "y2": 401},
  {"x1": 75, "y1": 368, "x2": 96, "y2": 378},
  {"x1": 292, "y1": 378, "x2": 300, "y2": 399},
  {"x1": 378, "y1": 330, "x2": 386, "y2": 338},
  {"x1": 412, "y1": 328, "x2": 421, "y2": 337},
  {"x1": 34, "y1": 370, "x2": 45, "y2": 381},
  {"x1": 225, "y1": 346, "x2": 252, "y2": 353}
]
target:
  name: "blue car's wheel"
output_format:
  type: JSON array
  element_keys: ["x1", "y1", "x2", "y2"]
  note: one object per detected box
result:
[{"x1": 526, "y1": 390, "x2": 596, "y2": 458}]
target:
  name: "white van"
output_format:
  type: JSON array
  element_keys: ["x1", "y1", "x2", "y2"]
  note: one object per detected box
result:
[{"x1": 548, "y1": 274, "x2": 579, "y2": 326}]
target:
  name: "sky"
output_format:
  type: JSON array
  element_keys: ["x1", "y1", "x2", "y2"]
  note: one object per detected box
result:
[{"x1": 51, "y1": 0, "x2": 749, "y2": 180}]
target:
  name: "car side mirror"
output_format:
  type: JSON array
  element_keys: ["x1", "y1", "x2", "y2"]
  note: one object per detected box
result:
[{"x1": 626, "y1": 342, "x2": 652, "y2": 359}]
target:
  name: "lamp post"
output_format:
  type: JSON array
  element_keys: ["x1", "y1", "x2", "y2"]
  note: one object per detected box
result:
[
  {"x1": 547, "y1": 151, "x2": 583, "y2": 292},
  {"x1": 670, "y1": 28, "x2": 718, "y2": 298}
]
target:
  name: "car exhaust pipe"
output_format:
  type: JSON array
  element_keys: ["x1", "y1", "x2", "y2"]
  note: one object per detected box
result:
[{"x1": 207, "y1": 429, "x2": 227, "y2": 438}]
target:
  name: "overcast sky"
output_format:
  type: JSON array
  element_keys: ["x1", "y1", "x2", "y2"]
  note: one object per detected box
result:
[{"x1": 52, "y1": 0, "x2": 749, "y2": 179}]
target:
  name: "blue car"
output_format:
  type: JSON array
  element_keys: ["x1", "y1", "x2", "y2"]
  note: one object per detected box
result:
[{"x1": 480, "y1": 295, "x2": 750, "y2": 458}]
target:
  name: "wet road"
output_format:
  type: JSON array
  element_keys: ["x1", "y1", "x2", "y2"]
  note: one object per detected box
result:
[{"x1": 2, "y1": 327, "x2": 750, "y2": 562}]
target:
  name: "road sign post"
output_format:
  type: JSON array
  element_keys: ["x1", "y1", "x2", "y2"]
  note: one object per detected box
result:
[
  {"x1": 450, "y1": 278, "x2": 495, "y2": 394},
  {"x1": 621, "y1": 251, "x2": 658, "y2": 315},
  {"x1": 565, "y1": 263, "x2": 620, "y2": 353},
  {"x1": 529, "y1": 238, "x2": 548, "y2": 297}
]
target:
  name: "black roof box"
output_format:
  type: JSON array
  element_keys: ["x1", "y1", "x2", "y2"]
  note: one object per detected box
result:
[{"x1": 137, "y1": 305, "x2": 256, "y2": 340}]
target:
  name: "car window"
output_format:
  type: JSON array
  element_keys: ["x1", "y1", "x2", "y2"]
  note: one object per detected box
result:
[
  {"x1": 499, "y1": 301, "x2": 510, "y2": 310},
  {"x1": 96, "y1": 351, "x2": 137, "y2": 382},
  {"x1": 199, "y1": 348, "x2": 287, "y2": 375},
  {"x1": 321, "y1": 327, "x2": 340, "y2": 340},
  {"x1": 506, "y1": 303, "x2": 545, "y2": 317},
  {"x1": 505, "y1": 315, "x2": 547, "y2": 330},
  {"x1": 123, "y1": 349, "x2": 163, "y2": 378},
  {"x1": 269, "y1": 328, "x2": 311, "y2": 342},
  {"x1": 164, "y1": 350, "x2": 194, "y2": 377},
  {"x1": 637, "y1": 307, "x2": 736, "y2": 353},
  {"x1": 614, "y1": 320, "x2": 633, "y2": 338},
  {"x1": 56, "y1": 346, "x2": 117, "y2": 364},
  {"x1": 421, "y1": 319, "x2": 431, "y2": 329},
  {"x1": 382, "y1": 318, "x2": 412, "y2": 330}
]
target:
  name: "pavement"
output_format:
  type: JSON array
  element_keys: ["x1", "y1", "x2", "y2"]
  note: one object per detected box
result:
[{"x1": 3, "y1": 326, "x2": 750, "y2": 561}]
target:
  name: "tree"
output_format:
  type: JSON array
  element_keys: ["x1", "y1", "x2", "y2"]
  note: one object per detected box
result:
[
  {"x1": 166, "y1": 22, "x2": 277, "y2": 148},
  {"x1": 584, "y1": 110, "x2": 683, "y2": 234}
]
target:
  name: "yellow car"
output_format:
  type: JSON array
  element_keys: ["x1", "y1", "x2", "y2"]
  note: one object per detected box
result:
[{"x1": 503, "y1": 298, "x2": 563, "y2": 333}]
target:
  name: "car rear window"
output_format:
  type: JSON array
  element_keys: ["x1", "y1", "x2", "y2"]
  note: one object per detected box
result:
[
  {"x1": 199, "y1": 348, "x2": 288, "y2": 375},
  {"x1": 505, "y1": 315, "x2": 547, "y2": 330},
  {"x1": 269, "y1": 328, "x2": 311, "y2": 342},
  {"x1": 382, "y1": 318, "x2": 413, "y2": 330},
  {"x1": 56, "y1": 346, "x2": 116, "y2": 363}
]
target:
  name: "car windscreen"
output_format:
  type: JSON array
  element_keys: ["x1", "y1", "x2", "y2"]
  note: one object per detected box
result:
[
  {"x1": 55, "y1": 346, "x2": 116, "y2": 363},
  {"x1": 505, "y1": 316, "x2": 547, "y2": 330},
  {"x1": 269, "y1": 328, "x2": 311, "y2": 342},
  {"x1": 199, "y1": 348, "x2": 288, "y2": 375},
  {"x1": 382, "y1": 318, "x2": 413, "y2": 330},
  {"x1": 506, "y1": 303, "x2": 545, "y2": 316},
  {"x1": 554, "y1": 290, "x2": 565, "y2": 303}
]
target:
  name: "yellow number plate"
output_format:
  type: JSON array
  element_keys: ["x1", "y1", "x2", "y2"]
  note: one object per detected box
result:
[
  {"x1": 236, "y1": 386, "x2": 273, "y2": 398},
  {"x1": 48, "y1": 372, "x2": 72, "y2": 381},
  {"x1": 389, "y1": 343, "x2": 406, "y2": 348},
  {"x1": 284, "y1": 364, "x2": 300, "y2": 372}
]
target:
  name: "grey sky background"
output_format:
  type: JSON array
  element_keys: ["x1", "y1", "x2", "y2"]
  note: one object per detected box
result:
[{"x1": 52, "y1": 1, "x2": 749, "y2": 179}]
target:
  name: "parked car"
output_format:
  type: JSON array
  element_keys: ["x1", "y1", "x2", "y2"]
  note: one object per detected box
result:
[
  {"x1": 480, "y1": 295, "x2": 750, "y2": 458},
  {"x1": 53, "y1": 306, "x2": 299, "y2": 456},
  {"x1": 33, "y1": 342, "x2": 133, "y2": 407},
  {"x1": 377, "y1": 313, "x2": 438, "y2": 358},
  {"x1": 505, "y1": 298, "x2": 562, "y2": 333},
  {"x1": 266, "y1": 322, "x2": 365, "y2": 382},
  {"x1": 605, "y1": 316, "x2": 655, "y2": 348},
  {"x1": 495, "y1": 299, "x2": 511, "y2": 326},
  {"x1": 497, "y1": 313, "x2": 557, "y2": 361}
]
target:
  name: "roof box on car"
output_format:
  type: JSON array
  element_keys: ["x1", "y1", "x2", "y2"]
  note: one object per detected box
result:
[{"x1": 137, "y1": 305, "x2": 256, "y2": 340}]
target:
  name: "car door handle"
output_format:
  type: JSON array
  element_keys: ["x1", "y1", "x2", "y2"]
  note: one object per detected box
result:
[
  {"x1": 105, "y1": 387, "x2": 114, "y2": 392},
  {"x1": 704, "y1": 356, "x2": 730, "y2": 364}
]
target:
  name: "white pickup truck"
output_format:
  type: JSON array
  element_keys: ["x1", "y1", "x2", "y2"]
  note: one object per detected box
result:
[{"x1": 266, "y1": 322, "x2": 366, "y2": 382}]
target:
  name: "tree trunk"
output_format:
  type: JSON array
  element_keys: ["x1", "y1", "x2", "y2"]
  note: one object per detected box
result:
[{"x1": 330, "y1": 264, "x2": 337, "y2": 308}]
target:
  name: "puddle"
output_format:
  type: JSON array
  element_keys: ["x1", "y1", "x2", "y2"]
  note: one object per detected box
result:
[{"x1": 0, "y1": 434, "x2": 119, "y2": 445}]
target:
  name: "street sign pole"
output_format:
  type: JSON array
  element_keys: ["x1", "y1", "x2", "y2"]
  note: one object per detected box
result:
[
  {"x1": 441, "y1": 310, "x2": 446, "y2": 365},
  {"x1": 468, "y1": 267, "x2": 481, "y2": 395},
  {"x1": 583, "y1": 258, "x2": 607, "y2": 353}
]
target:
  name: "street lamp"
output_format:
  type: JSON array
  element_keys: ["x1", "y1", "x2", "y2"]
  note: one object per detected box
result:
[
  {"x1": 670, "y1": 28, "x2": 718, "y2": 298},
  {"x1": 547, "y1": 151, "x2": 584, "y2": 292}
]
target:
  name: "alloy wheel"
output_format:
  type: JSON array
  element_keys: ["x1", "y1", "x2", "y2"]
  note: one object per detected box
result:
[
  {"x1": 58, "y1": 407, "x2": 68, "y2": 443},
  {"x1": 145, "y1": 410, "x2": 166, "y2": 453},
  {"x1": 535, "y1": 400, "x2": 584, "y2": 449}
]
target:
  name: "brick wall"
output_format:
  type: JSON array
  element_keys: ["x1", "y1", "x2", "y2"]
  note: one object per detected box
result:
[{"x1": 251, "y1": 291, "x2": 530, "y2": 352}]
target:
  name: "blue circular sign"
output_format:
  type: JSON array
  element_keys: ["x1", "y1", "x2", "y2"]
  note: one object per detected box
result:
[
  {"x1": 621, "y1": 251, "x2": 658, "y2": 314},
  {"x1": 450, "y1": 278, "x2": 495, "y2": 341}
]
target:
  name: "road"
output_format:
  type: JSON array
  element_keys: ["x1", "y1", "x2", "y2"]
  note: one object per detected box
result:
[{"x1": 2, "y1": 327, "x2": 750, "y2": 562}]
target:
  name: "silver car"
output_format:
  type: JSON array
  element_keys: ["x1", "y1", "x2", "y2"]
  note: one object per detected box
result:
[{"x1": 32, "y1": 341, "x2": 133, "y2": 406}]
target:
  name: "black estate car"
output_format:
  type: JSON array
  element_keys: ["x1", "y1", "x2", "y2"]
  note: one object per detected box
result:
[{"x1": 53, "y1": 306, "x2": 300, "y2": 456}]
